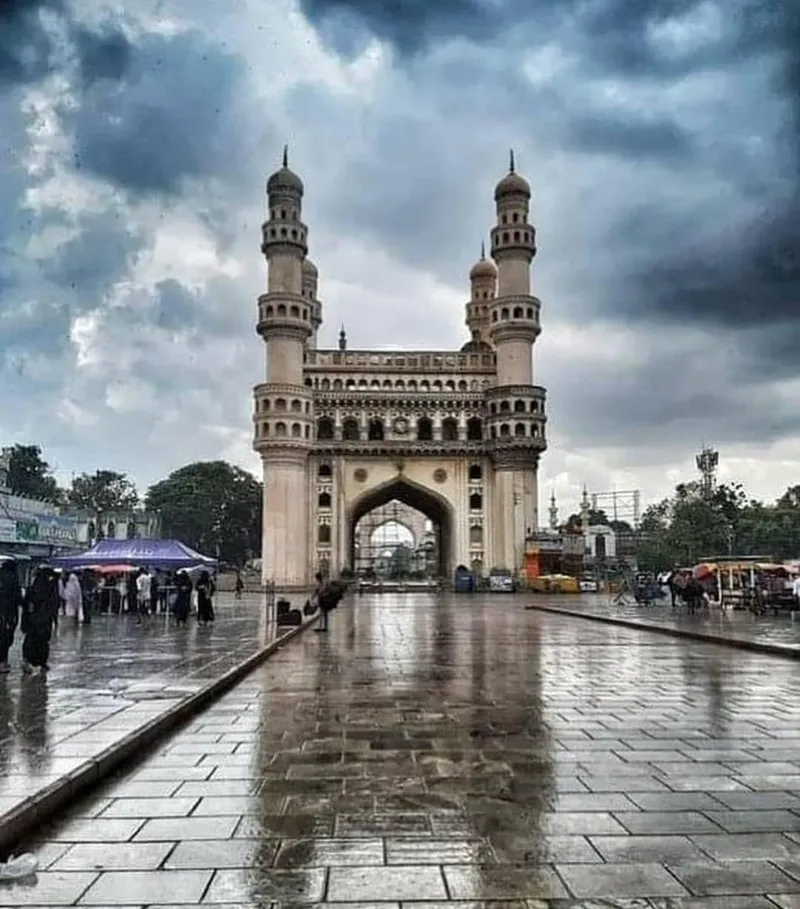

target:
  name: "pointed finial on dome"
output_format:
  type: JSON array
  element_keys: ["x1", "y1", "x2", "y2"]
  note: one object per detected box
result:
[
  {"x1": 338, "y1": 324, "x2": 347, "y2": 351},
  {"x1": 509, "y1": 148, "x2": 515, "y2": 173},
  {"x1": 480, "y1": 240, "x2": 486, "y2": 259},
  {"x1": 282, "y1": 145, "x2": 288, "y2": 168}
]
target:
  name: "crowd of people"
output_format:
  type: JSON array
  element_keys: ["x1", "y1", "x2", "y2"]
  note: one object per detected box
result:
[{"x1": 0, "y1": 560, "x2": 219, "y2": 676}]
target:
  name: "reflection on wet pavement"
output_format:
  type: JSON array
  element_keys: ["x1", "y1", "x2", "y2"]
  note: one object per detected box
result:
[
  {"x1": 10, "y1": 591, "x2": 800, "y2": 906},
  {"x1": 539, "y1": 594, "x2": 800, "y2": 652},
  {"x1": 0, "y1": 594, "x2": 274, "y2": 825}
]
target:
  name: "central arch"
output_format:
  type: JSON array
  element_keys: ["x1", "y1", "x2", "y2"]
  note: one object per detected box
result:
[{"x1": 347, "y1": 475, "x2": 454, "y2": 579}]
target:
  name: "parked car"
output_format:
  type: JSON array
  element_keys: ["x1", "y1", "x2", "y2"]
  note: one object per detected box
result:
[
  {"x1": 488, "y1": 568, "x2": 516, "y2": 593},
  {"x1": 580, "y1": 577, "x2": 599, "y2": 593}
]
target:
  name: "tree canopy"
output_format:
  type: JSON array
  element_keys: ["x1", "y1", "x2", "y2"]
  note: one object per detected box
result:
[
  {"x1": 68, "y1": 470, "x2": 139, "y2": 515},
  {"x1": 5, "y1": 445, "x2": 60, "y2": 501},
  {"x1": 637, "y1": 481, "x2": 800, "y2": 570},
  {"x1": 145, "y1": 461, "x2": 261, "y2": 566}
]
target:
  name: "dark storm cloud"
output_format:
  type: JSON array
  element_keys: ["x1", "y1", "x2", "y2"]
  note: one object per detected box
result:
[
  {"x1": 40, "y1": 211, "x2": 144, "y2": 294},
  {"x1": 0, "y1": 0, "x2": 64, "y2": 84},
  {"x1": 564, "y1": 113, "x2": 693, "y2": 162},
  {"x1": 0, "y1": 0, "x2": 132, "y2": 88},
  {"x1": 549, "y1": 339, "x2": 800, "y2": 454},
  {"x1": 298, "y1": 0, "x2": 499, "y2": 58},
  {"x1": 67, "y1": 30, "x2": 246, "y2": 196},
  {"x1": 74, "y1": 25, "x2": 132, "y2": 84}
]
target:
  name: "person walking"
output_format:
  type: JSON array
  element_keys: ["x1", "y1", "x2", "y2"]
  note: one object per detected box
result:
[
  {"x1": 0, "y1": 560, "x2": 22, "y2": 674},
  {"x1": 174, "y1": 570, "x2": 193, "y2": 626},
  {"x1": 135, "y1": 568, "x2": 151, "y2": 625},
  {"x1": 314, "y1": 574, "x2": 347, "y2": 633},
  {"x1": 21, "y1": 567, "x2": 58, "y2": 673},
  {"x1": 63, "y1": 570, "x2": 84, "y2": 624},
  {"x1": 234, "y1": 570, "x2": 244, "y2": 600},
  {"x1": 196, "y1": 570, "x2": 215, "y2": 626}
]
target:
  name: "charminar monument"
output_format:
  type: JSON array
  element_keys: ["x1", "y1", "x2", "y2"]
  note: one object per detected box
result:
[{"x1": 253, "y1": 149, "x2": 547, "y2": 587}]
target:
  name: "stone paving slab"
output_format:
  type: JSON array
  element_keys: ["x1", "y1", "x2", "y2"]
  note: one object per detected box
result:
[
  {"x1": 8, "y1": 592, "x2": 800, "y2": 906},
  {"x1": 529, "y1": 594, "x2": 800, "y2": 657},
  {"x1": 0, "y1": 592, "x2": 310, "y2": 851}
]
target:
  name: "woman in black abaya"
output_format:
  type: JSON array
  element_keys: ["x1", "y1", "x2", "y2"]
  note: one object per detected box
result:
[
  {"x1": 21, "y1": 567, "x2": 58, "y2": 674},
  {"x1": 0, "y1": 560, "x2": 22, "y2": 673}
]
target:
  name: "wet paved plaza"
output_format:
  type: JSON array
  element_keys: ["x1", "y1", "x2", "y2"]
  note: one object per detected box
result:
[
  {"x1": 10, "y1": 591, "x2": 800, "y2": 907},
  {"x1": 0, "y1": 594, "x2": 273, "y2": 826},
  {"x1": 536, "y1": 595, "x2": 800, "y2": 655}
]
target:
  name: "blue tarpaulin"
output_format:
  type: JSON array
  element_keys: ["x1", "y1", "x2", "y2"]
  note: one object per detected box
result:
[{"x1": 51, "y1": 539, "x2": 217, "y2": 570}]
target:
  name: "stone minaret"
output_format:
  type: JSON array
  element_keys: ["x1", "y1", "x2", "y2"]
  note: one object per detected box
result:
[
  {"x1": 302, "y1": 257, "x2": 321, "y2": 348},
  {"x1": 486, "y1": 151, "x2": 546, "y2": 573},
  {"x1": 465, "y1": 242, "x2": 496, "y2": 345},
  {"x1": 253, "y1": 148, "x2": 316, "y2": 586}
]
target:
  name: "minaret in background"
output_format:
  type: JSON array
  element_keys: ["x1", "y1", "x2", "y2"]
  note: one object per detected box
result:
[
  {"x1": 465, "y1": 242, "x2": 496, "y2": 346},
  {"x1": 486, "y1": 151, "x2": 546, "y2": 571},
  {"x1": 549, "y1": 491, "x2": 559, "y2": 531},
  {"x1": 253, "y1": 148, "x2": 317, "y2": 586},
  {"x1": 302, "y1": 257, "x2": 321, "y2": 348}
]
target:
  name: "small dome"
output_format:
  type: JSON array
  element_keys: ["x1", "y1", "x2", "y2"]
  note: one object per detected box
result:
[
  {"x1": 494, "y1": 170, "x2": 530, "y2": 201},
  {"x1": 470, "y1": 256, "x2": 497, "y2": 281},
  {"x1": 302, "y1": 258, "x2": 318, "y2": 277},
  {"x1": 461, "y1": 337, "x2": 492, "y2": 353},
  {"x1": 267, "y1": 166, "x2": 303, "y2": 196}
]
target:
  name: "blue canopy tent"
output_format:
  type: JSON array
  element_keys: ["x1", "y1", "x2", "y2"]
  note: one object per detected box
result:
[{"x1": 51, "y1": 539, "x2": 217, "y2": 571}]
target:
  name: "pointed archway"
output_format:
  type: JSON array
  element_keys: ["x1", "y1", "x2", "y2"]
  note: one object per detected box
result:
[{"x1": 347, "y1": 475, "x2": 454, "y2": 578}]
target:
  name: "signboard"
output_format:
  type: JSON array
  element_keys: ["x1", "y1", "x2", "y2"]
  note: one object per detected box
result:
[{"x1": 0, "y1": 515, "x2": 79, "y2": 546}]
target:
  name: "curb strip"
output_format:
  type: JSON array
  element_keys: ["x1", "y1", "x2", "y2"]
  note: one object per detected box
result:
[
  {"x1": 0, "y1": 614, "x2": 318, "y2": 855},
  {"x1": 526, "y1": 604, "x2": 800, "y2": 660}
]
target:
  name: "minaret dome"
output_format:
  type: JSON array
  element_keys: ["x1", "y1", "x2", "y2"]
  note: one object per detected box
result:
[
  {"x1": 470, "y1": 249, "x2": 497, "y2": 281},
  {"x1": 266, "y1": 146, "x2": 304, "y2": 197},
  {"x1": 494, "y1": 149, "x2": 531, "y2": 201}
]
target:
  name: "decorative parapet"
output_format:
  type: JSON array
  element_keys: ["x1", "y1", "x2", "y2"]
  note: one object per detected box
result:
[{"x1": 304, "y1": 348, "x2": 497, "y2": 373}]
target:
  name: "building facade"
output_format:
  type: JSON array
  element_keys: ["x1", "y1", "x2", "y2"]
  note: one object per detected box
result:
[{"x1": 253, "y1": 151, "x2": 548, "y2": 586}]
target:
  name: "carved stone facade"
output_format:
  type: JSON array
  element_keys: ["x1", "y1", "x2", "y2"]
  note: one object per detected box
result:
[{"x1": 253, "y1": 150, "x2": 547, "y2": 587}]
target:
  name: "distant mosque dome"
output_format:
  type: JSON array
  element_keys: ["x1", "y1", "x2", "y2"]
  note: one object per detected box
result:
[{"x1": 302, "y1": 258, "x2": 318, "y2": 277}]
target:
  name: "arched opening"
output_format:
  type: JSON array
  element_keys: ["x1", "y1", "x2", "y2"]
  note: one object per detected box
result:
[
  {"x1": 514, "y1": 400, "x2": 526, "y2": 413},
  {"x1": 468, "y1": 463, "x2": 482, "y2": 481},
  {"x1": 318, "y1": 524, "x2": 331, "y2": 544},
  {"x1": 352, "y1": 513, "x2": 435, "y2": 581},
  {"x1": 367, "y1": 418, "x2": 384, "y2": 441},
  {"x1": 514, "y1": 422, "x2": 526, "y2": 437},
  {"x1": 441, "y1": 418, "x2": 458, "y2": 441},
  {"x1": 318, "y1": 463, "x2": 332, "y2": 479},
  {"x1": 342, "y1": 418, "x2": 360, "y2": 440},
  {"x1": 317, "y1": 417, "x2": 334, "y2": 440},
  {"x1": 348, "y1": 477, "x2": 453, "y2": 579},
  {"x1": 417, "y1": 417, "x2": 433, "y2": 441},
  {"x1": 318, "y1": 491, "x2": 332, "y2": 509},
  {"x1": 466, "y1": 417, "x2": 483, "y2": 441},
  {"x1": 469, "y1": 493, "x2": 483, "y2": 510}
]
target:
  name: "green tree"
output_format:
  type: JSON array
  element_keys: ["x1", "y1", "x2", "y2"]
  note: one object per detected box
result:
[
  {"x1": 145, "y1": 461, "x2": 261, "y2": 566},
  {"x1": 68, "y1": 470, "x2": 139, "y2": 516},
  {"x1": 5, "y1": 445, "x2": 61, "y2": 501},
  {"x1": 636, "y1": 479, "x2": 800, "y2": 569}
]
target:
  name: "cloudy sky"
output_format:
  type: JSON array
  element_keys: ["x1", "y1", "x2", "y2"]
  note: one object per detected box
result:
[{"x1": 1, "y1": 0, "x2": 798, "y2": 518}]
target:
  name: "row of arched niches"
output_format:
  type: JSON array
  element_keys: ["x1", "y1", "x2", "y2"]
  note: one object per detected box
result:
[
  {"x1": 255, "y1": 415, "x2": 544, "y2": 442},
  {"x1": 304, "y1": 377, "x2": 492, "y2": 391}
]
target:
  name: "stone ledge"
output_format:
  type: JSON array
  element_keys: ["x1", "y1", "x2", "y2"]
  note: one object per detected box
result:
[
  {"x1": 0, "y1": 613, "x2": 318, "y2": 856},
  {"x1": 525, "y1": 602, "x2": 800, "y2": 660}
]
